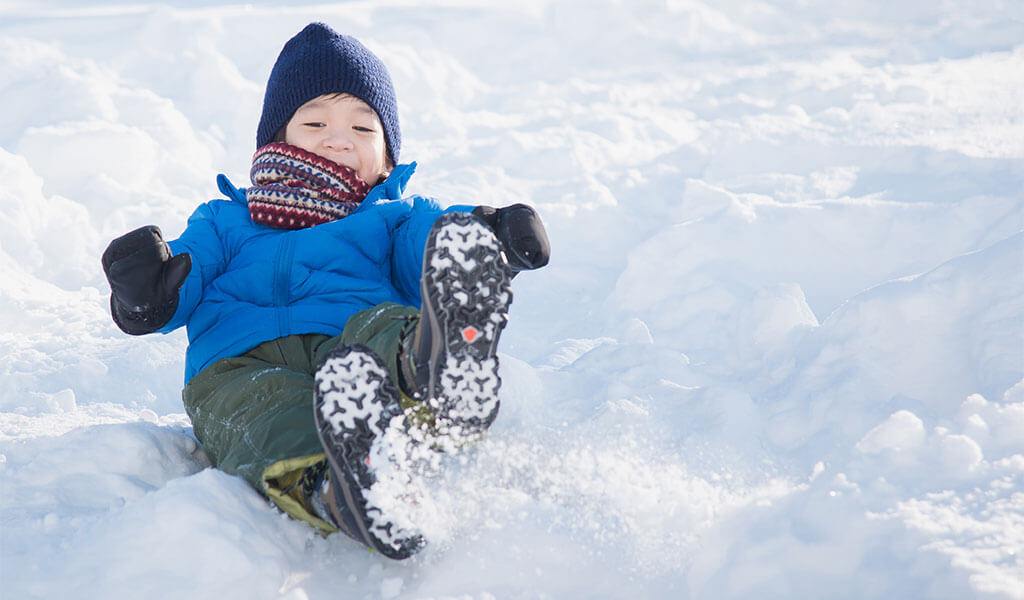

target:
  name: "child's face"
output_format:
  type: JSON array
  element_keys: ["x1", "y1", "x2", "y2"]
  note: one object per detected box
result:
[{"x1": 284, "y1": 94, "x2": 391, "y2": 184}]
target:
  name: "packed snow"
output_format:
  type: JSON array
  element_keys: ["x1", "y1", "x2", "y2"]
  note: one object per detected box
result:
[{"x1": 1, "y1": 1, "x2": 1022, "y2": 598}]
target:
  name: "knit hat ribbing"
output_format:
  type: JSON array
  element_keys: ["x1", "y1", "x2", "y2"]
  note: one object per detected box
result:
[{"x1": 256, "y1": 23, "x2": 401, "y2": 164}]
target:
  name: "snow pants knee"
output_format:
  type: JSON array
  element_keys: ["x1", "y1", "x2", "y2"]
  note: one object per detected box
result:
[{"x1": 181, "y1": 302, "x2": 419, "y2": 533}]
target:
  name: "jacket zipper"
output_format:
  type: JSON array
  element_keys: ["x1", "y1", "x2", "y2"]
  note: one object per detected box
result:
[{"x1": 274, "y1": 235, "x2": 296, "y2": 337}]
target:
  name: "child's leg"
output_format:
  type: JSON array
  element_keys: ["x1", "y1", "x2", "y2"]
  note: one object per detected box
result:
[
  {"x1": 337, "y1": 302, "x2": 419, "y2": 394},
  {"x1": 182, "y1": 334, "x2": 341, "y2": 532},
  {"x1": 312, "y1": 213, "x2": 513, "y2": 559},
  {"x1": 341, "y1": 212, "x2": 516, "y2": 439},
  {"x1": 337, "y1": 302, "x2": 438, "y2": 428}
]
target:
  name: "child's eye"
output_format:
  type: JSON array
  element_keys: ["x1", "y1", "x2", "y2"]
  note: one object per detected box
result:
[
  {"x1": 303, "y1": 122, "x2": 325, "y2": 128},
  {"x1": 353, "y1": 126, "x2": 374, "y2": 133}
]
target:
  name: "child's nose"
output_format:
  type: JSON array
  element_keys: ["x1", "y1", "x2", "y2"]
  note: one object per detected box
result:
[{"x1": 323, "y1": 128, "x2": 354, "y2": 151}]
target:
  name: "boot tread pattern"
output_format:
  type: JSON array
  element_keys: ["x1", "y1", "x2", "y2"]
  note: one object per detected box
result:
[
  {"x1": 314, "y1": 344, "x2": 422, "y2": 559},
  {"x1": 422, "y1": 213, "x2": 513, "y2": 435}
]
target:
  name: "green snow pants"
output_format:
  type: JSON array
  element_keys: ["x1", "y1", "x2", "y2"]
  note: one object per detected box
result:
[{"x1": 182, "y1": 303, "x2": 420, "y2": 533}]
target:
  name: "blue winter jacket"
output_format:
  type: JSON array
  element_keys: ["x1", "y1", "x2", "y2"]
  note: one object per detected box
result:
[{"x1": 159, "y1": 163, "x2": 471, "y2": 383}]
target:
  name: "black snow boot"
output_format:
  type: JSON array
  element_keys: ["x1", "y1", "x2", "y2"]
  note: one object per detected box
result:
[
  {"x1": 313, "y1": 344, "x2": 424, "y2": 560},
  {"x1": 400, "y1": 211, "x2": 514, "y2": 437}
]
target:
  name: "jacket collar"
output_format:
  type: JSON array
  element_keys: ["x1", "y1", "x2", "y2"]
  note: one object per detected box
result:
[{"x1": 366, "y1": 162, "x2": 417, "y2": 203}]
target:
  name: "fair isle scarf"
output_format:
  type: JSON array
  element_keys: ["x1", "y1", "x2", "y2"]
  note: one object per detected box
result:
[{"x1": 246, "y1": 142, "x2": 371, "y2": 230}]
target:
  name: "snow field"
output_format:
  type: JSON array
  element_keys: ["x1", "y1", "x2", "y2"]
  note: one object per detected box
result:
[{"x1": 1, "y1": 1, "x2": 1022, "y2": 598}]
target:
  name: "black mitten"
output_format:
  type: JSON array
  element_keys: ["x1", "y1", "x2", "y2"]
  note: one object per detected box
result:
[
  {"x1": 101, "y1": 225, "x2": 191, "y2": 335},
  {"x1": 472, "y1": 204, "x2": 550, "y2": 272}
]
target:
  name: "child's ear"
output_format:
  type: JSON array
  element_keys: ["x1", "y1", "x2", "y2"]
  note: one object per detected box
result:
[{"x1": 381, "y1": 157, "x2": 395, "y2": 179}]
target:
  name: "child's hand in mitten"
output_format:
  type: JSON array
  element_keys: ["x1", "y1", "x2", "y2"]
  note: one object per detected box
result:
[
  {"x1": 101, "y1": 225, "x2": 191, "y2": 335},
  {"x1": 471, "y1": 204, "x2": 550, "y2": 272}
]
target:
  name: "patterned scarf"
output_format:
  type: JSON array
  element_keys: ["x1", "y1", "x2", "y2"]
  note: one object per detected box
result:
[{"x1": 246, "y1": 142, "x2": 372, "y2": 230}]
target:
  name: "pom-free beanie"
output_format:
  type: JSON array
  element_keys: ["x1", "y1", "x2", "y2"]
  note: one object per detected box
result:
[{"x1": 256, "y1": 22, "x2": 401, "y2": 164}]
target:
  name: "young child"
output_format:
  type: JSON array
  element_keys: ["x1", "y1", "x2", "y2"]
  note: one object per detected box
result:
[{"x1": 101, "y1": 22, "x2": 549, "y2": 560}]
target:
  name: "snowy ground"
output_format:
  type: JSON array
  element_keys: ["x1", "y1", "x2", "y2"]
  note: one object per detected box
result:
[{"x1": 1, "y1": 1, "x2": 1022, "y2": 598}]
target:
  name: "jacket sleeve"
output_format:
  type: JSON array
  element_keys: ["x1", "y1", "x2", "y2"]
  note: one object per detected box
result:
[
  {"x1": 157, "y1": 201, "x2": 233, "y2": 333},
  {"x1": 389, "y1": 197, "x2": 473, "y2": 306}
]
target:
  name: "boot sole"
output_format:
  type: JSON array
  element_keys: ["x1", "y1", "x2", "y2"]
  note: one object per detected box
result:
[
  {"x1": 419, "y1": 212, "x2": 514, "y2": 436},
  {"x1": 313, "y1": 344, "x2": 424, "y2": 559}
]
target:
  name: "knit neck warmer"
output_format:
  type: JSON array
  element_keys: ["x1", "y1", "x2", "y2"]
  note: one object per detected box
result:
[{"x1": 246, "y1": 142, "x2": 372, "y2": 230}]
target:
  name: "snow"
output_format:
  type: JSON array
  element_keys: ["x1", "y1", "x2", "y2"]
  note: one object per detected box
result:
[{"x1": 1, "y1": 0, "x2": 1022, "y2": 598}]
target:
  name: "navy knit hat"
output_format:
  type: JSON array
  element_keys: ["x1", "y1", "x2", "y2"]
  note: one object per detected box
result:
[{"x1": 256, "y1": 23, "x2": 401, "y2": 164}]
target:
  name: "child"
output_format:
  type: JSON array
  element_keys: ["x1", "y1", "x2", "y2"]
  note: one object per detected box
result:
[{"x1": 101, "y1": 22, "x2": 549, "y2": 560}]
